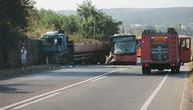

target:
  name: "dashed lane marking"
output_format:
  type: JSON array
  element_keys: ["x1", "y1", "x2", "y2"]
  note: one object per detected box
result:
[{"x1": 140, "y1": 73, "x2": 169, "y2": 110}]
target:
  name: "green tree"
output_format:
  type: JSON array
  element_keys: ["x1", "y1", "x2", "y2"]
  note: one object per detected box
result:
[
  {"x1": 77, "y1": 0, "x2": 96, "y2": 21},
  {"x1": 26, "y1": 0, "x2": 121, "y2": 41},
  {"x1": 64, "y1": 15, "x2": 81, "y2": 34},
  {"x1": 0, "y1": 0, "x2": 33, "y2": 67},
  {"x1": 77, "y1": 0, "x2": 122, "y2": 40},
  {"x1": 94, "y1": 11, "x2": 122, "y2": 40}
]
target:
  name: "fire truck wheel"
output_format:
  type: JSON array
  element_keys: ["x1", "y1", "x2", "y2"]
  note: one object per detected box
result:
[
  {"x1": 171, "y1": 68, "x2": 176, "y2": 73},
  {"x1": 142, "y1": 66, "x2": 151, "y2": 74},
  {"x1": 176, "y1": 66, "x2": 180, "y2": 73}
]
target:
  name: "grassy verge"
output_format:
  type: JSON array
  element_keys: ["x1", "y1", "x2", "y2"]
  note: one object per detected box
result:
[
  {"x1": 190, "y1": 62, "x2": 193, "y2": 83},
  {"x1": 190, "y1": 37, "x2": 193, "y2": 83},
  {"x1": 189, "y1": 62, "x2": 193, "y2": 109},
  {"x1": 191, "y1": 72, "x2": 193, "y2": 83}
]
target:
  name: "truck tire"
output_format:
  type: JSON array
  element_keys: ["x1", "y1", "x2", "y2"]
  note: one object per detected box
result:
[
  {"x1": 142, "y1": 66, "x2": 151, "y2": 74},
  {"x1": 99, "y1": 55, "x2": 106, "y2": 64}
]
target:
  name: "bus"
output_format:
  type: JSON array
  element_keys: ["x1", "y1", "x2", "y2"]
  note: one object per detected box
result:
[{"x1": 106, "y1": 34, "x2": 138, "y2": 64}]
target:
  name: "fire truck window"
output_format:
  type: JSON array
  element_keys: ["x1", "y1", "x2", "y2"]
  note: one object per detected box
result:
[
  {"x1": 186, "y1": 39, "x2": 190, "y2": 49},
  {"x1": 181, "y1": 40, "x2": 186, "y2": 48},
  {"x1": 181, "y1": 39, "x2": 190, "y2": 49}
]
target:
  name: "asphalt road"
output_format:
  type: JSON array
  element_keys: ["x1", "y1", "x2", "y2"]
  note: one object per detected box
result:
[{"x1": 0, "y1": 64, "x2": 191, "y2": 110}]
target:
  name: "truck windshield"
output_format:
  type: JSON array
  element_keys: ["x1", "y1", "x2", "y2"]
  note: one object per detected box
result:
[
  {"x1": 42, "y1": 35, "x2": 63, "y2": 45},
  {"x1": 114, "y1": 41, "x2": 136, "y2": 54}
]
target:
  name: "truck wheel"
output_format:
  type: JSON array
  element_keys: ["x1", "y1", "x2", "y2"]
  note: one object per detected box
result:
[{"x1": 99, "y1": 55, "x2": 106, "y2": 64}]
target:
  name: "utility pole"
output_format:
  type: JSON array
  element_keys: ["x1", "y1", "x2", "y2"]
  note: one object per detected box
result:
[{"x1": 93, "y1": 14, "x2": 96, "y2": 40}]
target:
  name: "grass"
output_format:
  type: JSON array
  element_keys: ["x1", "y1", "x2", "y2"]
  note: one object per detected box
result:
[
  {"x1": 190, "y1": 62, "x2": 193, "y2": 83},
  {"x1": 191, "y1": 38, "x2": 193, "y2": 83}
]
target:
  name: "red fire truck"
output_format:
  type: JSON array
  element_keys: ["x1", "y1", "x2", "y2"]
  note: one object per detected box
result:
[
  {"x1": 141, "y1": 28, "x2": 191, "y2": 74},
  {"x1": 106, "y1": 34, "x2": 138, "y2": 64}
]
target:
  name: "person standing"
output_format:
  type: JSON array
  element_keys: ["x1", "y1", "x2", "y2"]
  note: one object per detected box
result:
[{"x1": 21, "y1": 46, "x2": 27, "y2": 70}]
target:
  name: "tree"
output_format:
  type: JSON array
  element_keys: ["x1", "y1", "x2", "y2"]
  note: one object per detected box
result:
[
  {"x1": 26, "y1": 0, "x2": 122, "y2": 41},
  {"x1": 77, "y1": 0, "x2": 96, "y2": 21},
  {"x1": 94, "y1": 11, "x2": 122, "y2": 40},
  {"x1": 77, "y1": 0, "x2": 122, "y2": 40},
  {"x1": 64, "y1": 15, "x2": 81, "y2": 34},
  {"x1": 0, "y1": 0, "x2": 33, "y2": 67},
  {"x1": 0, "y1": 0, "x2": 33, "y2": 31}
]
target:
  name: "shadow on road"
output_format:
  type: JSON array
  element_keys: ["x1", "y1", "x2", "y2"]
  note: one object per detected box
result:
[
  {"x1": 0, "y1": 84, "x2": 33, "y2": 94},
  {"x1": 39, "y1": 69, "x2": 189, "y2": 79},
  {"x1": 107, "y1": 71, "x2": 172, "y2": 77},
  {"x1": 0, "y1": 65, "x2": 189, "y2": 81}
]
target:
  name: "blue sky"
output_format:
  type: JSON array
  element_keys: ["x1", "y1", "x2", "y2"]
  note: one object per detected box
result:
[{"x1": 34, "y1": 0, "x2": 193, "y2": 10}]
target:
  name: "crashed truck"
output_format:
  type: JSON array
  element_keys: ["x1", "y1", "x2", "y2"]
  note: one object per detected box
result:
[{"x1": 40, "y1": 30, "x2": 110, "y2": 64}]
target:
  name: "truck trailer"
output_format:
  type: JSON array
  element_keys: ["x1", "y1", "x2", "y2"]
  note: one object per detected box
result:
[{"x1": 141, "y1": 28, "x2": 191, "y2": 74}]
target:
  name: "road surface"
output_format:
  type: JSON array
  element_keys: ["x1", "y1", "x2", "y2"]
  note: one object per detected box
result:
[{"x1": 0, "y1": 65, "x2": 191, "y2": 110}]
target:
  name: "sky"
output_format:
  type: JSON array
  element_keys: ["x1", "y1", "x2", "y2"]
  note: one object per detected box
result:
[{"x1": 34, "y1": 0, "x2": 193, "y2": 10}]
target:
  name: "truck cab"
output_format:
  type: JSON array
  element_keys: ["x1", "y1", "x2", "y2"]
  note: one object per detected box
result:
[
  {"x1": 41, "y1": 31, "x2": 68, "y2": 53},
  {"x1": 40, "y1": 31, "x2": 70, "y2": 64}
]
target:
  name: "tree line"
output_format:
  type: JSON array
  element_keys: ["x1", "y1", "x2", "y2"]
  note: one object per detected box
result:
[
  {"x1": 0, "y1": 0, "x2": 121, "y2": 67},
  {"x1": 27, "y1": 0, "x2": 122, "y2": 41},
  {"x1": 0, "y1": 0, "x2": 122, "y2": 47}
]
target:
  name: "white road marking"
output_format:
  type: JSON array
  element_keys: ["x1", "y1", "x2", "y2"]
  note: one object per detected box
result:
[
  {"x1": 90, "y1": 76, "x2": 107, "y2": 82},
  {"x1": 0, "y1": 68, "x2": 125, "y2": 110},
  {"x1": 90, "y1": 68, "x2": 127, "y2": 83},
  {"x1": 140, "y1": 73, "x2": 169, "y2": 110},
  {"x1": 180, "y1": 73, "x2": 188, "y2": 110},
  {"x1": 12, "y1": 92, "x2": 61, "y2": 110},
  {"x1": 120, "y1": 68, "x2": 128, "y2": 71}
]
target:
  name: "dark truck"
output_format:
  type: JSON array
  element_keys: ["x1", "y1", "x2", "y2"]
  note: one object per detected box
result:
[{"x1": 40, "y1": 30, "x2": 110, "y2": 64}]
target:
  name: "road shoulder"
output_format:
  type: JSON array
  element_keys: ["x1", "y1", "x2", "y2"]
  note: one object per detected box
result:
[
  {"x1": 188, "y1": 62, "x2": 193, "y2": 110},
  {"x1": 0, "y1": 65, "x2": 61, "y2": 80}
]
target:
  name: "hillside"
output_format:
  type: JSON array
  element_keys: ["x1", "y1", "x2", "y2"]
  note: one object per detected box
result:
[{"x1": 57, "y1": 7, "x2": 193, "y2": 25}]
